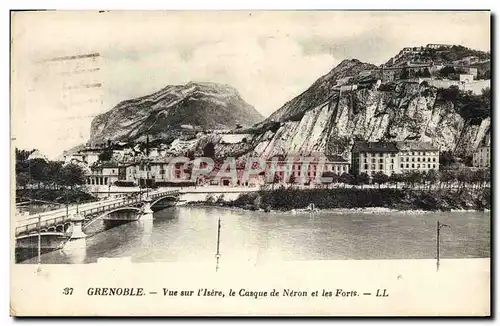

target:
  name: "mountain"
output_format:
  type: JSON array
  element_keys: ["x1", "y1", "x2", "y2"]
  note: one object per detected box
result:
[
  {"x1": 238, "y1": 58, "x2": 490, "y2": 159},
  {"x1": 266, "y1": 59, "x2": 379, "y2": 122},
  {"x1": 89, "y1": 82, "x2": 264, "y2": 143}
]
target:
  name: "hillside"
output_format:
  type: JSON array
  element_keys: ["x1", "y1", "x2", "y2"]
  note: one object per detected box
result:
[
  {"x1": 266, "y1": 59, "x2": 379, "y2": 122},
  {"x1": 89, "y1": 82, "x2": 264, "y2": 143},
  {"x1": 228, "y1": 58, "x2": 491, "y2": 159},
  {"x1": 386, "y1": 44, "x2": 491, "y2": 69}
]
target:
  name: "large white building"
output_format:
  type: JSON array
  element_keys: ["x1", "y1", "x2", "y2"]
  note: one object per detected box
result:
[{"x1": 351, "y1": 141, "x2": 440, "y2": 176}]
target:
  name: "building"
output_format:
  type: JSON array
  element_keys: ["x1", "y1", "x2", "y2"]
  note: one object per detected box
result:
[
  {"x1": 351, "y1": 142, "x2": 399, "y2": 176},
  {"x1": 64, "y1": 150, "x2": 100, "y2": 166},
  {"x1": 473, "y1": 146, "x2": 490, "y2": 168},
  {"x1": 426, "y1": 44, "x2": 452, "y2": 50},
  {"x1": 265, "y1": 154, "x2": 350, "y2": 184},
  {"x1": 459, "y1": 74, "x2": 475, "y2": 83},
  {"x1": 87, "y1": 162, "x2": 122, "y2": 186},
  {"x1": 351, "y1": 141, "x2": 440, "y2": 176},
  {"x1": 395, "y1": 141, "x2": 440, "y2": 173}
]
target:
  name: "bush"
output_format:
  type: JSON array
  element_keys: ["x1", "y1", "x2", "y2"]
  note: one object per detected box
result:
[
  {"x1": 154, "y1": 181, "x2": 196, "y2": 187},
  {"x1": 114, "y1": 180, "x2": 135, "y2": 187}
]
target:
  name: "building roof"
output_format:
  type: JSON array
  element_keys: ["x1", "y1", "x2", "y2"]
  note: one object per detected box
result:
[
  {"x1": 352, "y1": 141, "x2": 399, "y2": 153},
  {"x1": 325, "y1": 155, "x2": 349, "y2": 163},
  {"x1": 395, "y1": 141, "x2": 438, "y2": 151}
]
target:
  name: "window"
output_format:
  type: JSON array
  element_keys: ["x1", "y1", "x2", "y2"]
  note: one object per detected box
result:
[
  {"x1": 406, "y1": 164, "x2": 409, "y2": 168},
  {"x1": 390, "y1": 164, "x2": 394, "y2": 170},
  {"x1": 433, "y1": 164, "x2": 436, "y2": 168},
  {"x1": 412, "y1": 164, "x2": 415, "y2": 168},
  {"x1": 412, "y1": 158, "x2": 415, "y2": 162},
  {"x1": 391, "y1": 159, "x2": 394, "y2": 163},
  {"x1": 364, "y1": 164, "x2": 368, "y2": 170},
  {"x1": 400, "y1": 164, "x2": 404, "y2": 168},
  {"x1": 423, "y1": 152, "x2": 426, "y2": 156},
  {"x1": 406, "y1": 157, "x2": 409, "y2": 162},
  {"x1": 427, "y1": 157, "x2": 431, "y2": 162},
  {"x1": 391, "y1": 153, "x2": 395, "y2": 157},
  {"x1": 417, "y1": 164, "x2": 420, "y2": 169},
  {"x1": 372, "y1": 158, "x2": 376, "y2": 163},
  {"x1": 379, "y1": 164, "x2": 383, "y2": 170},
  {"x1": 417, "y1": 157, "x2": 420, "y2": 162},
  {"x1": 379, "y1": 159, "x2": 383, "y2": 163},
  {"x1": 379, "y1": 153, "x2": 383, "y2": 157},
  {"x1": 371, "y1": 164, "x2": 376, "y2": 170},
  {"x1": 428, "y1": 164, "x2": 431, "y2": 168},
  {"x1": 433, "y1": 158, "x2": 436, "y2": 162}
]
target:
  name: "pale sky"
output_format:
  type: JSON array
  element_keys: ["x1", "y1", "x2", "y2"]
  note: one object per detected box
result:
[{"x1": 11, "y1": 11, "x2": 490, "y2": 158}]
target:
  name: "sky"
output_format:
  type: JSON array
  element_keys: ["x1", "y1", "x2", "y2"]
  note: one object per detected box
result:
[{"x1": 11, "y1": 11, "x2": 490, "y2": 158}]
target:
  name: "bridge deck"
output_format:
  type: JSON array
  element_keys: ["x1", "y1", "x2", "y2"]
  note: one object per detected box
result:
[{"x1": 15, "y1": 190, "x2": 179, "y2": 236}]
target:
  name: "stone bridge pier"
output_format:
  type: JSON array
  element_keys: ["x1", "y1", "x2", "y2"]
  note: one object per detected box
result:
[
  {"x1": 64, "y1": 213, "x2": 87, "y2": 250},
  {"x1": 141, "y1": 196, "x2": 154, "y2": 221}
]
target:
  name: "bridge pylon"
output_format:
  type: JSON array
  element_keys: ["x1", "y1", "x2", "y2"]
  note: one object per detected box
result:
[
  {"x1": 64, "y1": 213, "x2": 87, "y2": 250},
  {"x1": 141, "y1": 197, "x2": 154, "y2": 221}
]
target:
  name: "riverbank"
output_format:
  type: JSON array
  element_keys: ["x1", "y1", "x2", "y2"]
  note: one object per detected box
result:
[{"x1": 185, "y1": 187, "x2": 491, "y2": 212}]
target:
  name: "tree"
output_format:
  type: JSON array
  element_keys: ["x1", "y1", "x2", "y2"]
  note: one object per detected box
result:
[
  {"x1": 271, "y1": 173, "x2": 282, "y2": 190},
  {"x1": 372, "y1": 172, "x2": 389, "y2": 189},
  {"x1": 439, "y1": 66, "x2": 456, "y2": 78},
  {"x1": 439, "y1": 170, "x2": 456, "y2": 189},
  {"x1": 29, "y1": 158, "x2": 49, "y2": 188},
  {"x1": 185, "y1": 150, "x2": 195, "y2": 160},
  {"x1": 98, "y1": 149, "x2": 113, "y2": 162},
  {"x1": 45, "y1": 161, "x2": 63, "y2": 189},
  {"x1": 400, "y1": 68, "x2": 410, "y2": 80},
  {"x1": 338, "y1": 172, "x2": 355, "y2": 187},
  {"x1": 16, "y1": 172, "x2": 30, "y2": 189},
  {"x1": 60, "y1": 163, "x2": 86, "y2": 189},
  {"x1": 203, "y1": 142, "x2": 216, "y2": 159},
  {"x1": 389, "y1": 173, "x2": 403, "y2": 189},
  {"x1": 15, "y1": 148, "x2": 35, "y2": 162},
  {"x1": 456, "y1": 169, "x2": 472, "y2": 192},
  {"x1": 425, "y1": 170, "x2": 439, "y2": 190},
  {"x1": 356, "y1": 172, "x2": 370, "y2": 189},
  {"x1": 438, "y1": 85, "x2": 460, "y2": 103},
  {"x1": 439, "y1": 150, "x2": 456, "y2": 167},
  {"x1": 402, "y1": 170, "x2": 422, "y2": 189},
  {"x1": 321, "y1": 171, "x2": 338, "y2": 188},
  {"x1": 422, "y1": 67, "x2": 431, "y2": 78}
]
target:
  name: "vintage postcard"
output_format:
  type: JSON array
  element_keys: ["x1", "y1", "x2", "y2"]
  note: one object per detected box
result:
[{"x1": 10, "y1": 10, "x2": 491, "y2": 316}]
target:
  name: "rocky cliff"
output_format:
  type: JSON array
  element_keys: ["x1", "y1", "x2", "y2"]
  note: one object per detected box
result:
[
  {"x1": 89, "y1": 82, "x2": 264, "y2": 143},
  {"x1": 244, "y1": 59, "x2": 490, "y2": 159}
]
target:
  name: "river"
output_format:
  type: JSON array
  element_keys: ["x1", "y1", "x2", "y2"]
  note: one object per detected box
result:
[{"x1": 18, "y1": 207, "x2": 490, "y2": 264}]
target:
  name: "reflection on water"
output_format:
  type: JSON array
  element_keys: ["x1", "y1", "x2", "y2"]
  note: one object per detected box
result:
[{"x1": 19, "y1": 207, "x2": 490, "y2": 264}]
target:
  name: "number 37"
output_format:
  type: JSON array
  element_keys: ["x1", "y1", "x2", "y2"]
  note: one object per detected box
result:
[{"x1": 63, "y1": 287, "x2": 74, "y2": 295}]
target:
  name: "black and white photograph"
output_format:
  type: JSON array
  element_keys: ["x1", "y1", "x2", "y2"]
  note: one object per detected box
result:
[{"x1": 10, "y1": 10, "x2": 491, "y2": 316}]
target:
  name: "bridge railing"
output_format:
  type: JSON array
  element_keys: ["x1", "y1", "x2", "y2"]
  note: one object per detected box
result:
[
  {"x1": 15, "y1": 214, "x2": 73, "y2": 237},
  {"x1": 79, "y1": 196, "x2": 144, "y2": 218},
  {"x1": 15, "y1": 190, "x2": 180, "y2": 236}
]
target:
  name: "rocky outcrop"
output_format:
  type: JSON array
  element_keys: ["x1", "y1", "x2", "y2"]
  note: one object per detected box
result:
[{"x1": 245, "y1": 60, "x2": 490, "y2": 159}]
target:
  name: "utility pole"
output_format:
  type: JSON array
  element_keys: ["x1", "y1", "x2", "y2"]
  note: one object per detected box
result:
[
  {"x1": 37, "y1": 214, "x2": 42, "y2": 268},
  {"x1": 215, "y1": 217, "x2": 221, "y2": 272},
  {"x1": 436, "y1": 221, "x2": 451, "y2": 271},
  {"x1": 65, "y1": 188, "x2": 69, "y2": 219}
]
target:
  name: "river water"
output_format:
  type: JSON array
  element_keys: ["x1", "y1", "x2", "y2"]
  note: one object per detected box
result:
[{"x1": 19, "y1": 206, "x2": 490, "y2": 264}]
